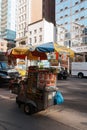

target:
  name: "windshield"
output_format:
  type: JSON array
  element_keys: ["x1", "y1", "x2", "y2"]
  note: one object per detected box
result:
[
  {"x1": 0, "y1": 62, "x2": 8, "y2": 69},
  {"x1": 17, "y1": 64, "x2": 26, "y2": 70},
  {"x1": 0, "y1": 62, "x2": 15, "y2": 69}
]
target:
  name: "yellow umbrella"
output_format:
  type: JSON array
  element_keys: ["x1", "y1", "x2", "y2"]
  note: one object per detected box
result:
[
  {"x1": 54, "y1": 43, "x2": 74, "y2": 58},
  {"x1": 8, "y1": 46, "x2": 47, "y2": 60},
  {"x1": 10, "y1": 47, "x2": 38, "y2": 60},
  {"x1": 66, "y1": 48, "x2": 75, "y2": 58},
  {"x1": 12, "y1": 47, "x2": 29, "y2": 55}
]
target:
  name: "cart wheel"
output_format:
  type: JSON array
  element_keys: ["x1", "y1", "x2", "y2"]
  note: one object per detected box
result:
[{"x1": 24, "y1": 104, "x2": 34, "y2": 115}]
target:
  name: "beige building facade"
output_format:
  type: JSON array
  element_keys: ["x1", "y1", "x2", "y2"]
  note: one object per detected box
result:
[
  {"x1": 28, "y1": 0, "x2": 55, "y2": 46},
  {"x1": 0, "y1": 39, "x2": 8, "y2": 52},
  {"x1": 16, "y1": 0, "x2": 55, "y2": 47},
  {"x1": 16, "y1": 0, "x2": 28, "y2": 47},
  {"x1": 29, "y1": 0, "x2": 43, "y2": 24}
]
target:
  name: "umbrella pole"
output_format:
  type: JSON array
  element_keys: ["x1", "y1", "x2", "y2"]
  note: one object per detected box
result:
[
  {"x1": 67, "y1": 56, "x2": 70, "y2": 74},
  {"x1": 25, "y1": 56, "x2": 28, "y2": 71},
  {"x1": 38, "y1": 57, "x2": 41, "y2": 68}
]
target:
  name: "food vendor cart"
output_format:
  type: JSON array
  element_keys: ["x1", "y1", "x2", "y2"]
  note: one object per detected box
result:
[
  {"x1": 16, "y1": 66, "x2": 58, "y2": 115},
  {"x1": 7, "y1": 42, "x2": 66, "y2": 115}
]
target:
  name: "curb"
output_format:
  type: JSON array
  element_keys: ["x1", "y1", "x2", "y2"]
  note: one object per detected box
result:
[{"x1": 0, "y1": 94, "x2": 16, "y2": 100}]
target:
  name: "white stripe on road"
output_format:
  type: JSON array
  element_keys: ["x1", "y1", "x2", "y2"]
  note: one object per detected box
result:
[{"x1": 0, "y1": 94, "x2": 16, "y2": 100}]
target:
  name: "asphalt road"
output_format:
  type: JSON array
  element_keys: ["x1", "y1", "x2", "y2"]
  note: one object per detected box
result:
[
  {"x1": 57, "y1": 77, "x2": 87, "y2": 113},
  {"x1": 0, "y1": 98, "x2": 77, "y2": 130},
  {"x1": 0, "y1": 77, "x2": 87, "y2": 130}
]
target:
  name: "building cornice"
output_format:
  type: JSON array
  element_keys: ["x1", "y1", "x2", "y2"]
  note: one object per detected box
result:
[
  {"x1": 15, "y1": 36, "x2": 27, "y2": 42},
  {"x1": 28, "y1": 19, "x2": 43, "y2": 26}
]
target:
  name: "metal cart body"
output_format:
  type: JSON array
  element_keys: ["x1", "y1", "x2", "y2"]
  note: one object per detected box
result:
[{"x1": 16, "y1": 66, "x2": 58, "y2": 115}]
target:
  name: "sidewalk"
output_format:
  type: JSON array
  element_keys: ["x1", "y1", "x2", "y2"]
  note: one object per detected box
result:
[
  {"x1": 0, "y1": 88, "x2": 16, "y2": 100},
  {"x1": 38, "y1": 105, "x2": 87, "y2": 130}
]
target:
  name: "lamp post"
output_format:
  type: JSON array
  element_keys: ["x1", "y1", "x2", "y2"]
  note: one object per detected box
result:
[{"x1": 67, "y1": 40, "x2": 71, "y2": 74}]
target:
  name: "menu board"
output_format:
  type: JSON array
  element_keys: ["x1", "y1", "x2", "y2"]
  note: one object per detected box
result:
[
  {"x1": 37, "y1": 71, "x2": 56, "y2": 89},
  {"x1": 27, "y1": 68, "x2": 57, "y2": 93}
]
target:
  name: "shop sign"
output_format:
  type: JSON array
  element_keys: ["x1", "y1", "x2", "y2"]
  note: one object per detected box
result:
[{"x1": 71, "y1": 46, "x2": 87, "y2": 53}]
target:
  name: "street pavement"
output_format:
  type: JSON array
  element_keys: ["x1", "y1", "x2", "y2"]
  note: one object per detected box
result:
[
  {"x1": 0, "y1": 87, "x2": 87, "y2": 130},
  {"x1": 0, "y1": 88, "x2": 16, "y2": 101},
  {"x1": 41, "y1": 105, "x2": 87, "y2": 130}
]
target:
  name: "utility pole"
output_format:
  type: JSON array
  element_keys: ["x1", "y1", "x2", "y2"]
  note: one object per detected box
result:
[{"x1": 68, "y1": 0, "x2": 72, "y2": 74}]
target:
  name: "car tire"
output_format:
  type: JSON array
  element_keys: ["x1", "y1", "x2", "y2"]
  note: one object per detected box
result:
[
  {"x1": 24, "y1": 104, "x2": 34, "y2": 115},
  {"x1": 63, "y1": 76, "x2": 67, "y2": 80},
  {"x1": 78, "y1": 73, "x2": 83, "y2": 79}
]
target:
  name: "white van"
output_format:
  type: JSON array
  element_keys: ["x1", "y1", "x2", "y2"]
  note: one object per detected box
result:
[{"x1": 71, "y1": 62, "x2": 87, "y2": 78}]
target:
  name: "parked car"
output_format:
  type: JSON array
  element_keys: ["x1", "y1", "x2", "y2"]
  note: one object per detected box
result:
[
  {"x1": 50, "y1": 66, "x2": 68, "y2": 80},
  {"x1": 0, "y1": 72, "x2": 11, "y2": 85},
  {"x1": 0, "y1": 69, "x2": 21, "y2": 79},
  {"x1": 15, "y1": 68, "x2": 26, "y2": 77},
  {"x1": 57, "y1": 66, "x2": 68, "y2": 80}
]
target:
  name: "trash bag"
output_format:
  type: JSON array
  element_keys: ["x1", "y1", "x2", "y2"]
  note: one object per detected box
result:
[{"x1": 54, "y1": 91, "x2": 64, "y2": 105}]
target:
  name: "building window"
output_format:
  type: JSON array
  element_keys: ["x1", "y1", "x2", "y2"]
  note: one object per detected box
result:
[
  {"x1": 19, "y1": 17, "x2": 21, "y2": 22},
  {"x1": 23, "y1": 22, "x2": 26, "y2": 28},
  {"x1": 22, "y1": 23, "x2": 23, "y2": 29},
  {"x1": 29, "y1": 38, "x2": 32, "y2": 44},
  {"x1": 20, "y1": 41, "x2": 25, "y2": 45},
  {"x1": 75, "y1": 10, "x2": 79, "y2": 13},
  {"x1": 19, "y1": 9, "x2": 21, "y2": 13},
  {"x1": 75, "y1": 18, "x2": 79, "y2": 21},
  {"x1": 81, "y1": 16, "x2": 84, "y2": 19},
  {"x1": 81, "y1": 25, "x2": 84, "y2": 28},
  {"x1": 80, "y1": 7, "x2": 84, "y2": 11},
  {"x1": 65, "y1": 22, "x2": 68, "y2": 25},
  {"x1": 22, "y1": 7, "x2": 23, "y2": 12},
  {"x1": 34, "y1": 37, "x2": 37, "y2": 43},
  {"x1": 80, "y1": 0, "x2": 84, "y2": 2},
  {"x1": 60, "y1": 9, "x2": 63, "y2": 11},
  {"x1": 39, "y1": 28, "x2": 42, "y2": 32},
  {"x1": 60, "y1": 0, "x2": 63, "y2": 2},
  {"x1": 60, "y1": 16, "x2": 63, "y2": 19},
  {"x1": 34, "y1": 29, "x2": 37, "y2": 34},
  {"x1": 65, "y1": 14, "x2": 68, "y2": 17},
  {"x1": 75, "y1": 1, "x2": 79, "y2": 5},
  {"x1": 65, "y1": 7, "x2": 68, "y2": 10},
  {"x1": 22, "y1": 15, "x2": 23, "y2": 20},
  {"x1": 29, "y1": 31, "x2": 32, "y2": 35},
  {"x1": 39, "y1": 35, "x2": 42, "y2": 42}
]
